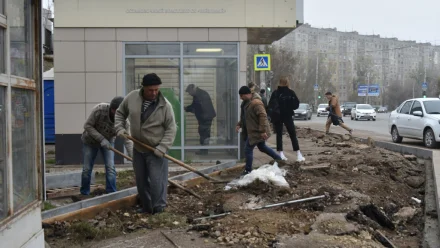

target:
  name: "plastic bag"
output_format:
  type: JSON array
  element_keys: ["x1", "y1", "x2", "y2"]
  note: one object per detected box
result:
[{"x1": 224, "y1": 162, "x2": 290, "y2": 190}]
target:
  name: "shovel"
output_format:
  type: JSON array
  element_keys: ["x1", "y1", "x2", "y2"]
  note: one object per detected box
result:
[
  {"x1": 108, "y1": 147, "x2": 201, "y2": 199},
  {"x1": 125, "y1": 135, "x2": 223, "y2": 183}
]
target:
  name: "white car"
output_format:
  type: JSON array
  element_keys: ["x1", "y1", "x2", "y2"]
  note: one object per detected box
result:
[
  {"x1": 388, "y1": 98, "x2": 440, "y2": 148},
  {"x1": 317, "y1": 103, "x2": 329, "y2": 117},
  {"x1": 351, "y1": 104, "x2": 376, "y2": 121}
]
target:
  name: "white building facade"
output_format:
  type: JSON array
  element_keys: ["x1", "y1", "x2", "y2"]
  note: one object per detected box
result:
[{"x1": 54, "y1": 0, "x2": 303, "y2": 164}]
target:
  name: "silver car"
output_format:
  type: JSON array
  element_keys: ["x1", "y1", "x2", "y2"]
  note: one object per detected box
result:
[{"x1": 388, "y1": 98, "x2": 440, "y2": 148}]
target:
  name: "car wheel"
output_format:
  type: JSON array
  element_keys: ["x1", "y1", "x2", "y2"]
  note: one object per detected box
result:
[
  {"x1": 373, "y1": 118, "x2": 376, "y2": 121},
  {"x1": 424, "y1": 128, "x2": 438, "y2": 148},
  {"x1": 317, "y1": 114, "x2": 320, "y2": 117},
  {"x1": 355, "y1": 118, "x2": 358, "y2": 121},
  {"x1": 391, "y1": 126, "x2": 403, "y2": 143},
  {"x1": 351, "y1": 116, "x2": 353, "y2": 120}
]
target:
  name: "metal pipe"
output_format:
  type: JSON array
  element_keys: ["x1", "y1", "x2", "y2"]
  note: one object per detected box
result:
[
  {"x1": 251, "y1": 195, "x2": 326, "y2": 210},
  {"x1": 193, "y1": 212, "x2": 231, "y2": 221}
]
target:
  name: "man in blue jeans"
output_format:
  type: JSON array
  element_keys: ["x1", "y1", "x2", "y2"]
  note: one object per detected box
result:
[
  {"x1": 79, "y1": 96, "x2": 133, "y2": 198},
  {"x1": 235, "y1": 86, "x2": 282, "y2": 175}
]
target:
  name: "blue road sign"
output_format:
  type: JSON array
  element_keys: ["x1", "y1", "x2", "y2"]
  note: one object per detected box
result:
[
  {"x1": 422, "y1": 82, "x2": 428, "y2": 91},
  {"x1": 254, "y1": 54, "x2": 271, "y2": 71},
  {"x1": 358, "y1": 84, "x2": 380, "y2": 97},
  {"x1": 314, "y1": 84, "x2": 319, "y2": 91}
]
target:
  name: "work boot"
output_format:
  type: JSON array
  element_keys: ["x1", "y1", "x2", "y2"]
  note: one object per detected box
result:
[
  {"x1": 136, "y1": 208, "x2": 149, "y2": 214},
  {"x1": 241, "y1": 170, "x2": 251, "y2": 176},
  {"x1": 71, "y1": 194, "x2": 93, "y2": 202},
  {"x1": 153, "y1": 207, "x2": 165, "y2": 215}
]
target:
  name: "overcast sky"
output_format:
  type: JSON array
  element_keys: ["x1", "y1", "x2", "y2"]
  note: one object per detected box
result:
[
  {"x1": 305, "y1": 0, "x2": 440, "y2": 44},
  {"x1": 43, "y1": 0, "x2": 439, "y2": 45}
]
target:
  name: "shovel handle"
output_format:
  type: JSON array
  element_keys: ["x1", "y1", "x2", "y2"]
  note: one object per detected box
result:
[{"x1": 126, "y1": 135, "x2": 220, "y2": 182}]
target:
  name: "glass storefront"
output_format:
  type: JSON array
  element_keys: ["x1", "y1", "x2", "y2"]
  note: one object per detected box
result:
[
  {"x1": 0, "y1": 87, "x2": 6, "y2": 220},
  {"x1": 124, "y1": 43, "x2": 239, "y2": 161},
  {"x1": 0, "y1": 0, "x2": 39, "y2": 222}
]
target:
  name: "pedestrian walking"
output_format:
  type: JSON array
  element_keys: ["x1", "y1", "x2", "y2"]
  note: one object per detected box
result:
[
  {"x1": 324, "y1": 92, "x2": 353, "y2": 135},
  {"x1": 115, "y1": 73, "x2": 177, "y2": 214},
  {"x1": 184, "y1": 84, "x2": 216, "y2": 155},
  {"x1": 267, "y1": 76, "x2": 305, "y2": 162},
  {"x1": 80, "y1": 96, "x2": 133, "y2": 197},
  {"x1": 236, "y1": 86, "x2": 282, "y2": 175},
  {"x1": 260, "y1": 89, "x2": 268, "y2": 111}
]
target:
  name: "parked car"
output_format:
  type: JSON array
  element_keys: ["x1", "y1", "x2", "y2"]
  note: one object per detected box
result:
[
  {"x1": 388, "y1": 98, "x2": 440, "y2": 148},
  {"x1": 317, "y1": 103, "x2": 329, "y2": 117},
  {"x1": 351, "y1": 104, "x2": 377, "y2": 121},
  {"x1": 342, "y1": 102, "x2": 356, "y2": 116},
  {"x1": 377, "y1": 106, "x2": 388, "y2": 113},
  {"x1": 294, "y1": 103, "x2": 312, "y2": 120}
]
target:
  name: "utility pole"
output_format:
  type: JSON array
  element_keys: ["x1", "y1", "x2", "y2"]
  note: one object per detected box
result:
[
  {"x1": 259, "y1": 45, "x2": 266, "y2": 91},
  {"x1": 366, "y1": 72, "x2": 370, "y2": 104},
  {"x1": 314, "y1": 54, "x2": 319, "y2": 111}
]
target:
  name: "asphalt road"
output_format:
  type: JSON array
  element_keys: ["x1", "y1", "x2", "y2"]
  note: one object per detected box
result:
[
  {"x1": 295, "y1": 112, "x2": 429, "y2": 147},
  {"x1": 295, "y1": 112, "x2": 391, "y2": 138}
]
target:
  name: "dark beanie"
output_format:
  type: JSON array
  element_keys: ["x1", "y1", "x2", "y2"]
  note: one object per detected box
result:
[
  {"x1": 142, "y1": 73, "x2": 162, "y2": 86},
  {"x1": 239, "y1": 86, "x2": 251, "y2": 95},
  {"x1": 110, "y1": 96, "x2": 124, "y2": 110}
]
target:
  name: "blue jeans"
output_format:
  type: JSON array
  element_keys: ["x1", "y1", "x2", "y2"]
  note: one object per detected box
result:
[
  {"x1": 80, "y1": 142, "x2": 116, "y2": 195},
  {"x1": 244, "y1": 138, "x2": 282, "y2": 172}
]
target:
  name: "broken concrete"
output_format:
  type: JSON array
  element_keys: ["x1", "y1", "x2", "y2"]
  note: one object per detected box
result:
[{"x1": 310, "y1": 213, "x2": 359, "y2": 236}]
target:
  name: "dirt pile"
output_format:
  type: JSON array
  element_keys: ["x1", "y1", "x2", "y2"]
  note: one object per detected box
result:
[{"x1": 44, "y1": 127, "x2": 427, "y2": 247}]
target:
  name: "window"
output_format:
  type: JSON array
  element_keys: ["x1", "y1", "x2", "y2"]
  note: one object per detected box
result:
[
  {"x1": 183, "y1": 43, "x2": 237, "y2": 56},
  {"x1": 399, "y1": 101, "x2": 413, "y2": 114},
  {"x1": 183, "y1": 58, "x2": 238, "y2": 148},
  {"x1": 11, "y1": 88, "x2": 36, "y2": 211},
  {"x1": 9, "y1": 0, "x2": 34, "y2": 78},
  {"x1": 124, "y1": 42, "x2": 239, "y2": 161},
  {"x1": 0, "y1": 87, "x2": 7, "y2": 220},
  {"x1": 423, "y1": 101, "x2": 440, "y2": 114},
  {"x1": 410, "y1": 101, "x2": 422, "y2": 114}
]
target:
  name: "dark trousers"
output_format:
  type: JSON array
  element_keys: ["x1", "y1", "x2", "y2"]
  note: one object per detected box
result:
[
  {"x1": 244, "y1": 138, "x2": 282, "y2": 172},
  {"x1": 133, "y1": 149, "x2": 168, "y2": 213},
  {"x1": 198, "y1": 119, "x2": 212, "y2": 153},
  {"x1": 274, "y1": 116, "x2": 300, "y2": 151}
]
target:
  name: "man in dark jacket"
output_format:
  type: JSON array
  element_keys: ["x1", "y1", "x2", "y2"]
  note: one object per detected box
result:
[
  {"x1": 236, "y1": 86, "x2": 281, "y2": 175},
  {"x1": 80, "y1": 96, "x2": 133, "y2": 197},
  {"x1": 185, "y1": 84, "x2": 216, "y2": 155}
]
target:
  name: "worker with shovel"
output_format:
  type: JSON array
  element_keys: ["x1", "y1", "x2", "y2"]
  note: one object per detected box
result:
[
  {"x1": 79, "y1": 96, "x2": 133, "y2": 198},
  {"x1": 236, "y1": 86, "x2": 282, "y2": 175},
  {"x1": 115, "y1": 73, "x2": 177, "y2": 214}
]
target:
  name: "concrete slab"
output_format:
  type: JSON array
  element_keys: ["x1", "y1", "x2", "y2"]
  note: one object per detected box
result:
[
  {"x1": 46, "y1": 171, "x2": 95, "y2": 190},
  {"x1": 42, "y1": 160, "x2": 237, "y2": 220}
]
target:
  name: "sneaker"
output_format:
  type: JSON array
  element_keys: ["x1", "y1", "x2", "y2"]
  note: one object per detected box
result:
[
  {"x1": 297, "y1": 154, "x2": 306, "y2": 162},
  {"x1": 280, "y1": 154, "x2": 288, "y2": 161},
  {"x1": 241, "y1": 170, "x2": 251, "y2": 176}
]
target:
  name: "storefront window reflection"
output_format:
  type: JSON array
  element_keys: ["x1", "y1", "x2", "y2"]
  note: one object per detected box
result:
[
  {"x1": 8, "y1": 0, "x2": 33, "y2": 78},
  {"x1": 11, "y1": 88, "x2": 36, "y2": 211},
  {"x1": 0, "y1": 87, "x2": 7, "y2": 220}
]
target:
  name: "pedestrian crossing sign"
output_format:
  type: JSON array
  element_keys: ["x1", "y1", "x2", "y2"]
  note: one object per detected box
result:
[{"x1": 254, "y1": 54, "x2": 271, "y2": 71}]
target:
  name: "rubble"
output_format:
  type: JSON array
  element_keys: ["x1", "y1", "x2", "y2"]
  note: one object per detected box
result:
[{"x1": 44, "y1": 128, "x2": 426, "y2": 247}]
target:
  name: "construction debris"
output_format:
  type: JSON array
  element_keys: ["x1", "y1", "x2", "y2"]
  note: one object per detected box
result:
[{"x1": 44, "y1": 128, "x2": 426, "y2": 248}]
